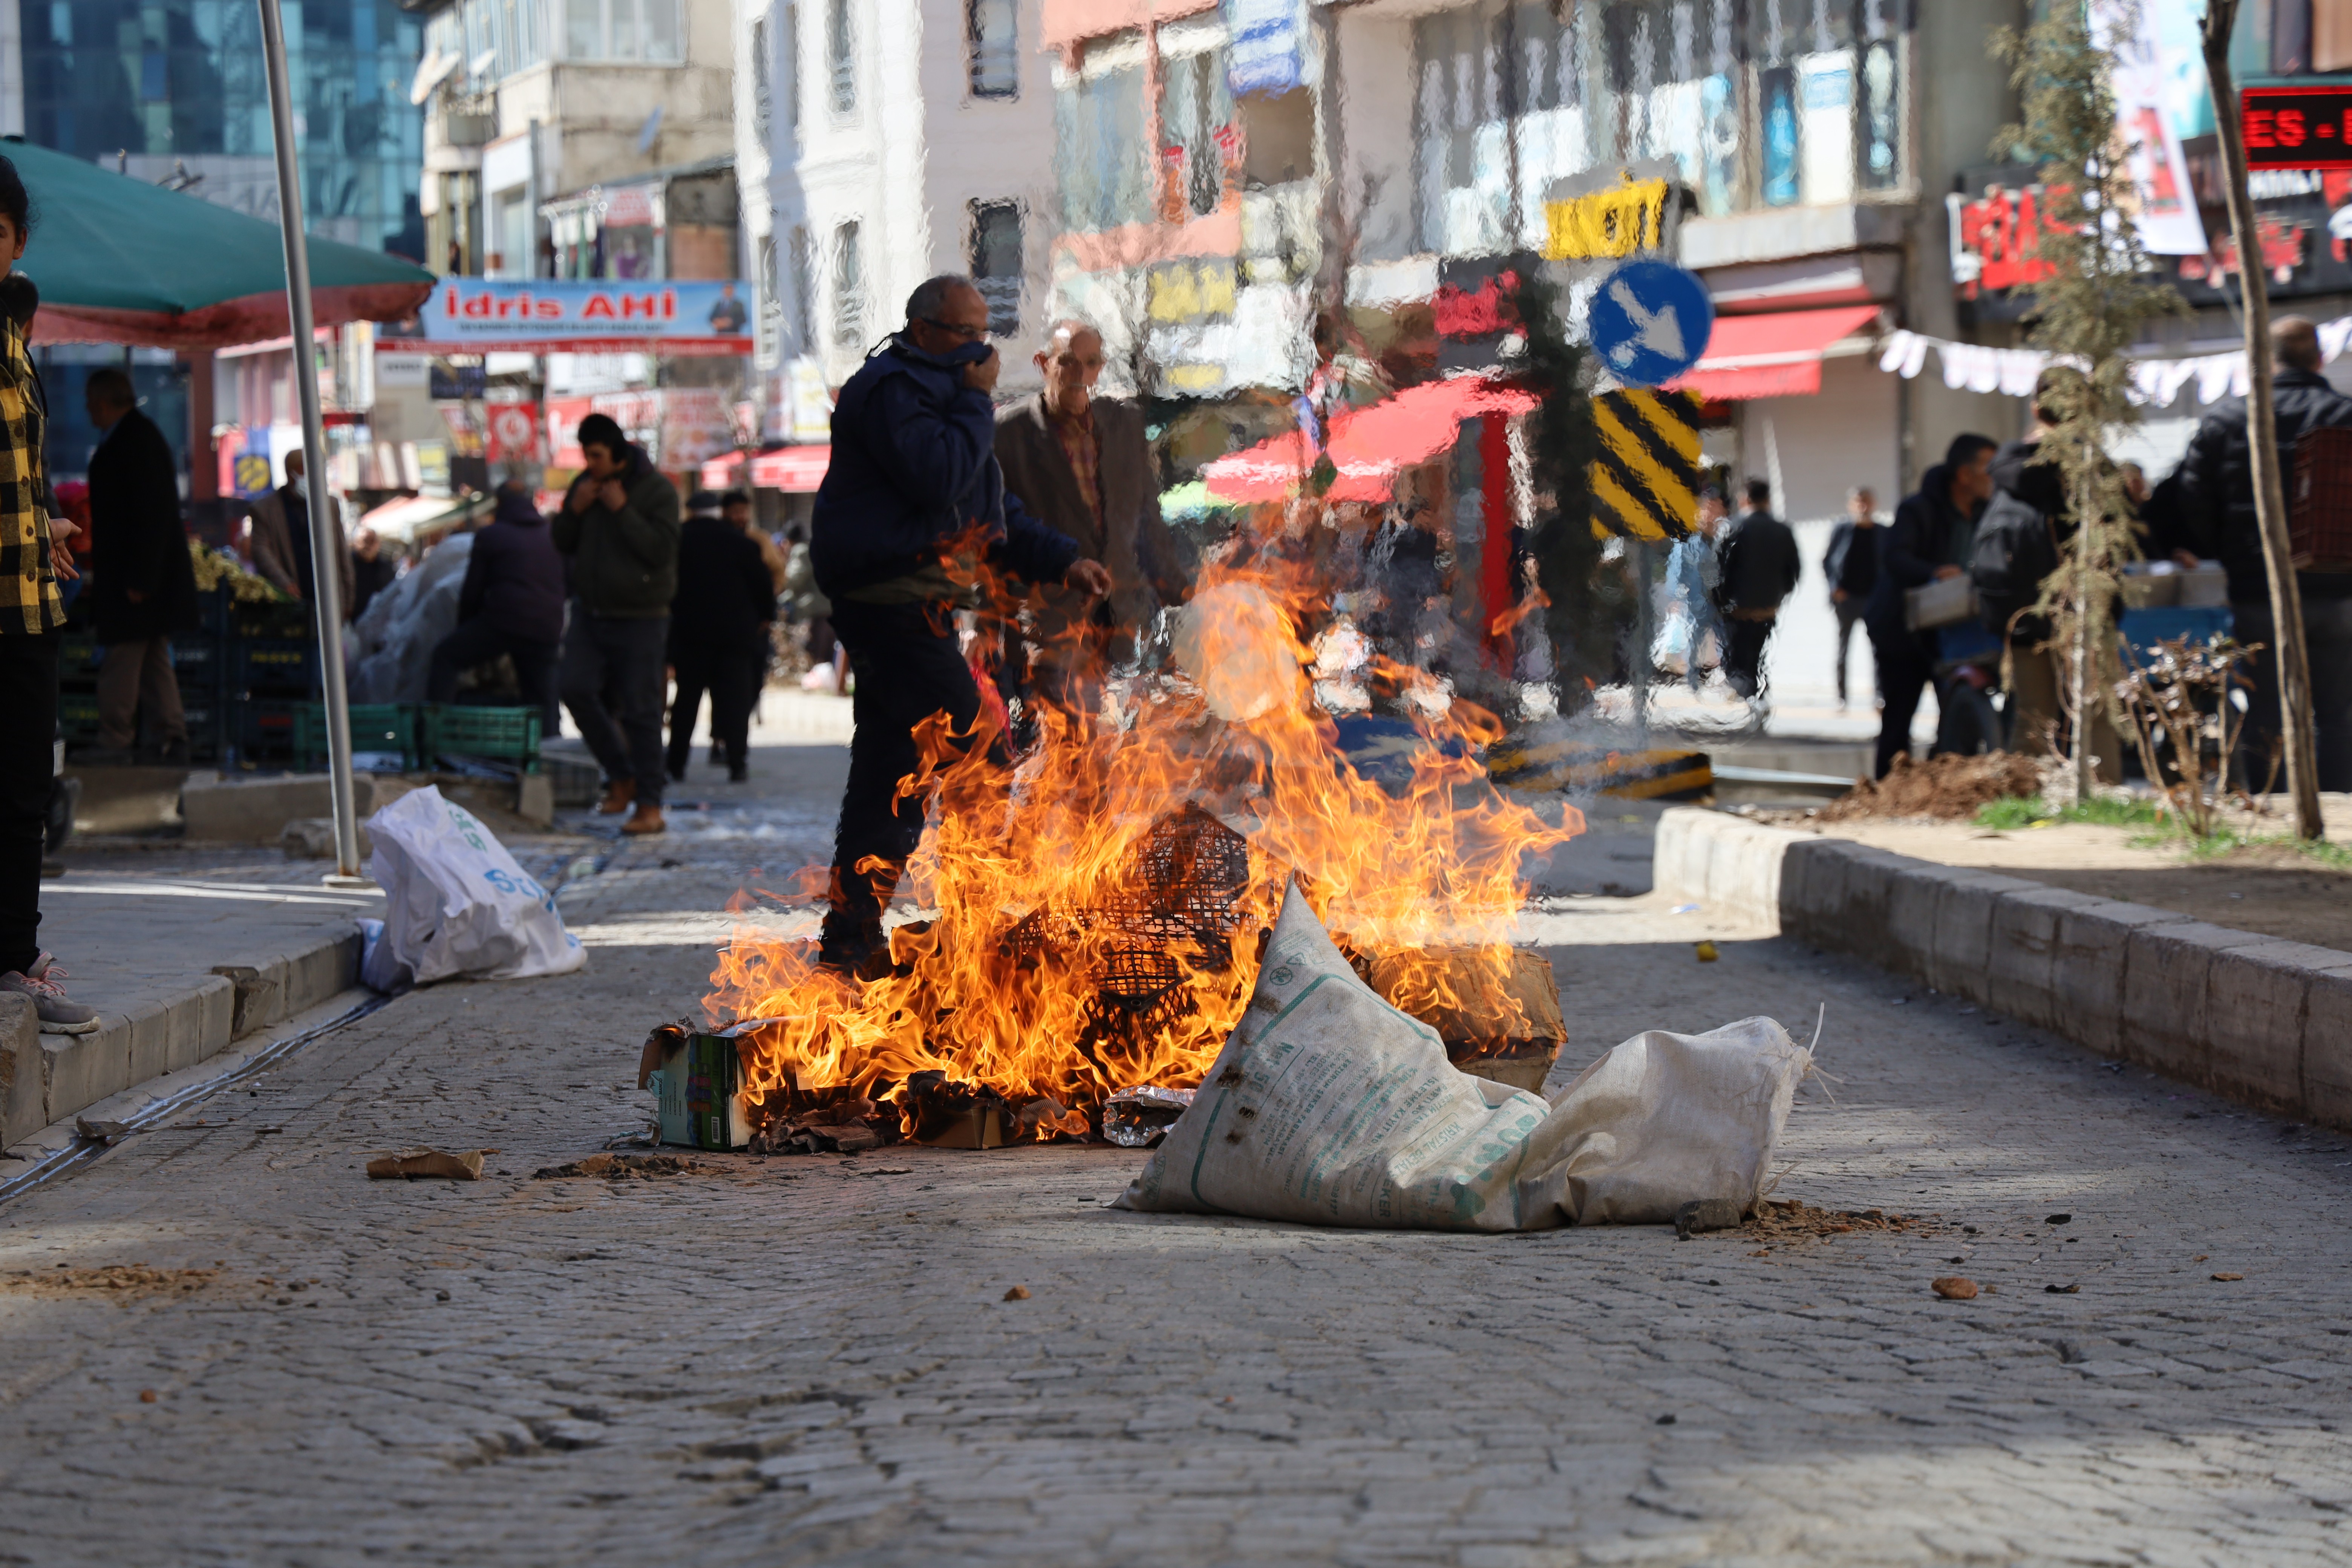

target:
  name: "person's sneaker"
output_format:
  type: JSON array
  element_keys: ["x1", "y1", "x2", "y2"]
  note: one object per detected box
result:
[
  {"x1": 620, "y1": 802, "x2": 666, "y2": 836},
  {"x1": 1, "y1": 954, "x2": 100, "y2": 1034},
  {"x1": 596, "y1": 778, "x2": 636, "y2": 815},
  {"x1": 708, "y1": 743, "x2": 723, "y2": 764},
  {"x1": 665, "y1": 760, "x2": 687, "y2": 783},
  {"x1": 727, "y1": 762, "x2": 749, "y2": 784}
]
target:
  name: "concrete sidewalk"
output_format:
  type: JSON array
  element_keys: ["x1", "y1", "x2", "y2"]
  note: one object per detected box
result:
[{"x1": 4, "y1": 853, "x2": 386, "y2": 1148}]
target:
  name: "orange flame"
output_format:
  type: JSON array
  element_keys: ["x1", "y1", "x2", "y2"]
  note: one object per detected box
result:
[{"x1": 705, "y1": 546, "x2": 1583, "y2": 1122}]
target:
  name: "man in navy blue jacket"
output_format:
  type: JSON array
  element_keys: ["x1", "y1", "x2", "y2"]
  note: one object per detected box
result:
[{"x1": 813, "y1": 274, "x2": 1112, "y2": 974}]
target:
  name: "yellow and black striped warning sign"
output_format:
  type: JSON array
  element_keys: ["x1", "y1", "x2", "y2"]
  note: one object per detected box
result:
[{"x1": 1589, "y1": 386, "x2": 1701, "y2": 541}]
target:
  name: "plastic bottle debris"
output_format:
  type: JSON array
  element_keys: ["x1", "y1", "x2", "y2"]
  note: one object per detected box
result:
[{"x1": 1102, "y1": 1086, "x2": 1197, "y2": 1147}]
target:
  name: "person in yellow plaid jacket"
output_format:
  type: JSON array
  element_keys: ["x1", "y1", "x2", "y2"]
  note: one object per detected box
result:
[{"x1": 0, "y1": 155, "x2": 99, "y2": 1034}]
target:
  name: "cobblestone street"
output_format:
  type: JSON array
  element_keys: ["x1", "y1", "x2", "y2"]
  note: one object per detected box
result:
[{"x1": 3, "y1": 743, "x2": 2350, "y2": 1566}]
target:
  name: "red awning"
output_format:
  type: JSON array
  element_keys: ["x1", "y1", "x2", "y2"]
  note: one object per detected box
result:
[
  {"x1": 1667, "y1": 304, "x2": 1883, "y2": 401},
  {"x1": 751, "y1": 445, "x2": 831, "y2": 492},
  {"x1": 1202, "y1": 376, "x2": 1539, "y2": 505},
  {"x1": 701, "y1": 446, "x2": 831, "y2": 493}
]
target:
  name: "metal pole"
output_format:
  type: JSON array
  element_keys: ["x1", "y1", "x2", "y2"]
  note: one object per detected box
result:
[
  {"x1": 258, "y1": 0, "x2": 364, "y2": 882},
  {"x1": 1629, "y1": 539, "x2": 1652, "y2": 746}
]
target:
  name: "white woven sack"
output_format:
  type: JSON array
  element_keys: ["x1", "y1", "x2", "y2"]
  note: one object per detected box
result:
[{"x1": 1115, "y1": 883, "x2": 1807, "y2": 1231}]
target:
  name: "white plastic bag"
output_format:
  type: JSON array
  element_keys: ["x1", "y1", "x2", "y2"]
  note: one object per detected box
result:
[
  {"x1": 1114, "y1": 883, "x2": 1808, "y2": 1231},
  {"x1": 364, "y1": 784, "x2": 585, "y2": 988}
]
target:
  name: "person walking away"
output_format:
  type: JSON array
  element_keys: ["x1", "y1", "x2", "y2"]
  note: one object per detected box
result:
[
  {"x1": 718, "y1": 488, "x2": 783, "y2": 761},
  {"x1": 1984, "y1": 371, "x2": 2125, "y2": 781},
  {"x1": 1823, "y1": 487, "x2": 1879, "y2": 710},
  {"x1": 811, "y1": 274, "x2": 1113, "y2": 977},
  {"x1": 349, "y1": 525, "x2": 398, "y2": 618},
  {"x1": 427, "y1": 476, "x2": 565, "y2": 736},
  {"x1": 668, "y1": 490, "x2": 776, "y2": 782},
  {"x1": 247, "y1": 448, "x2": 355, "y2": 640},
  {"x1": 82, "y1": 368, "x2": 198, "y2": 763},
  {"x1": 2177, "y1": 314, "x2": 2352, "y2": 790},
  {"x1": 1864, "y1": 436, "x2": 1996, "y2": 778},
  {"x1": 1712, "y1": 478, "x2": 1800, "y2": 700},
  {"x1": 553, "y1": 412, "x2": 680, "y2": 836},
  {"x1": 993, "y1": 319, "x2": 1169, "y2": 727},
  {"x1": 1664, "y1": 487, "x2": 1727, "y2": 688},
  {"x1": 0, "y1": 162, "x2": 98, "y2": 1031}
]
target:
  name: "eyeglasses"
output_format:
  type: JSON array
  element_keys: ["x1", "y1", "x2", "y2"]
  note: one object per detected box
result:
[{"x1": 920, "y1": 318, "x2": 989, "y2": 341}]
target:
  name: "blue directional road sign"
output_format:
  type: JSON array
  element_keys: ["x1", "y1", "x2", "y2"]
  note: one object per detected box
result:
[{"x1": 1588, "y1": 259, "x2": 1715, "y2": 388}]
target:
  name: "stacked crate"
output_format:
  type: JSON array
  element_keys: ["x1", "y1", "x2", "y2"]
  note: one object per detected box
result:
[
  {"x1": 228, "y1": 596, "x2": 314, "y2": 767},
  {"x1": 54, "y1": 635, "x2": 106, "y2": 752}
]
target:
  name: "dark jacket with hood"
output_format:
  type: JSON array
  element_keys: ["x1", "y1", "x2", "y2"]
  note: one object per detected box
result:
[
  {"x1": 1987, "y1": 437, "x2": 2076, "y2": 646},
  {"x1": 1865, "y1": 461, "x2": 1981, "y2": 660},
  {"x1": 811, "y1": 335, "x2": 1082, "y2": 603},
  {"x1": 669, "y1": 513, "x2": 776, "y2": 654},
  {"x1": 2176, "y1": 364, "x2": 2352, "y2": 603},
  {"x1": 458, "y1": 486, "x2": 567, "y2": 645},
  {"x1": 551, "y1": 441, "x2": 680, "y2": 617},
  {"x1": 87, "y1": 406, "x2": 199, "y2": 643}
]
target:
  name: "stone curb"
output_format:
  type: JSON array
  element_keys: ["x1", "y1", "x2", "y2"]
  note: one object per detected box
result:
[
  {"x1": 1655, "y1": 807, "x2": 2352, "y2": 1130},
  {"x1": 0, "y1": 924, "x2": 363, "y2": 1147}
]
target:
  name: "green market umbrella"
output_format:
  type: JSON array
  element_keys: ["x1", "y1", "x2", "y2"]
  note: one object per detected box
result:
[{"x1": 1, "y1": 136, "x2": 435, "y2": 350}]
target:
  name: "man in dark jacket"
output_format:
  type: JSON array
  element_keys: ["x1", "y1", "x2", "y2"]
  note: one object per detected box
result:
[
  {"x1": 2177, "y1": 314, "x2": 2352, "y2": 789},
  {"x1": 666, "y1": 490, "x2": 775, "y2": 782},
  {"x1": 552, "y1": 412, "x2": 680, "y2": 836},
  {"x1": 427, "y1": 478, "x2": 566, "y2": 735},
  {"x1": 994, "y1": 319, "x2": 1171, "y2": 724},
  {"x1": 1990, "y1": 377, "x2": 2125, "y2": 781},
  {"x1": 1865, "y1": 435, "x2": 1995, "y2": 778},
  {"x1": 1712, "y1": 478, "x2": 1801, "y2": 699},
  {"x1": 1822, "y1": 487, "x2": 1878, "y2": 710},
  {"x1": 82, "y1": 368, "x2": 196, "y2": 762},
  {"x1": 811, "y1": 274, "x2": 1113, "y2": 975},
  {"x1": 247, "y1": 448, "x2": 353, "y2": 619}
]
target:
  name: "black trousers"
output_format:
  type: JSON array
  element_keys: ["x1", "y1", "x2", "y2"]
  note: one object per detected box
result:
[
  {"x1": 1873, "y1": 644, "x2": 1934, "y2": 779},
  {"x1": 1833, "y1": 599, "x2": 1865, "y2": 706},
  {"x1": 426, "y1": 617, "x2": 561, "y2": 736},
  {"x1": 668, "y1": 639, "x2": 761, "y2": 773},
  {"x1": 821, "y1": 600, "x2": 987, "y2": 960},
  {"x1": 560, "y1": 611, "x2": 669, "y2": 806},
  {"x1": 2234, "y1": 597, "x2": 2352, "y2": 793},
  {"x1": 1723, "y1": 616, "x2": 1775, "y2": 698},
  {"x1": 0, "y1": 631, "x2": 58, "y2": 975}
]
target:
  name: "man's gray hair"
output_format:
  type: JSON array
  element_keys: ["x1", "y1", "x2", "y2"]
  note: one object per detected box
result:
[
  {"x1": 905, "y1": 273, "x2": 978, "y2": 324},
  {"x1": 1043, "y1": 317, "x2": 1101, "y2": 352}
]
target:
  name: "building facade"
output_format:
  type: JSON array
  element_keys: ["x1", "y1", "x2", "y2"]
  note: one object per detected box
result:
[{"x1": 735, "y1": 0, "x2": 1057, "y2": 441}]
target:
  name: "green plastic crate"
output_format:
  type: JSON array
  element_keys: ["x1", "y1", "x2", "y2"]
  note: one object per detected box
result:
[
  {"x1": 294, "y1": 703, "x2": 418, "y2": 772},
  {"x1": 419, "y1": 704, "x2": 541, "y2": 771}
]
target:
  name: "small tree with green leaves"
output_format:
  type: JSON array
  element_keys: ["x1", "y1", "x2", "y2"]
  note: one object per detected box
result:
[{"x1": 1992, "y1": 4, "x2": 2187, "y2": 799}]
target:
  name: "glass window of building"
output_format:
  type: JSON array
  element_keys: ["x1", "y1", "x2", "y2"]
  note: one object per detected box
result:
[
  {"x1": 1159, "y1": 31, "x2": 1236, "y2": 222},
  {"x1": 831, "y1": 220, "x2": 865, "y2": 350},
  {"x1": 565, "y1": 0, "x2": 679, "y2": 62},
  {"x1": 1054, "y1": 34, "x2": 1150, "y2": 234},
  {"x1": 969, "y1": 200, "x2": 1022, "y2": 337},
  {"x1": 969, "y1": 0, "x2": 1018, "y2": 100},
  {"x1": 784, "y1": 2, "x2": 801, "y2": 131},
  {"x1": 828, "y1": 0, "x2": 855, "y2": 114},
  {"x1": 753, "y1": 14, "x2": 773, "y2": 139},
  {"x1": 790, "y1": 225, "x2": 816, "y2": 351},
  {"x1": 756, "y1": 233, "x2": 781, "y2": 361},
  {"x1": 21, "y1": 0, "x2": 426, "y2": 258}
]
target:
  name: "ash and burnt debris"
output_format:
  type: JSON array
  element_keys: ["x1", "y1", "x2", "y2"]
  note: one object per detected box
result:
[{"x1": 648, "y1": 803, "x2": 1568, "y2": 1153}]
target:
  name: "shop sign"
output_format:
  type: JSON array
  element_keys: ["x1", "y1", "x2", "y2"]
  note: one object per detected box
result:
[
  {"x1": 1225, "y1": 0, "x2": 1302, "y2": 96},
  {"x1": 789, "y1": 358, "x2": 833, "y2": 443},
  {"x1": 1147, "y1": 258, "x2": 1239, "y2": 326},
  {"x1": 1951, "y1": 181, "x2": 2065, "y2": 300},
  {"x1": 376, "y1": 351, "x2": 430, "y2": 389},
  {"x1": 484, "y1": 402, "x2": 544, "y2": 467},
  {"x1": 2241, "y1": 84, "x2": 2352, "y2": 172},
  {"x1": 436, "y1": 402, "x2": 486, "y2": 459},
  {"x1": 1542, "y1": 173, "x2": 1673, "y2": 263},
  {"x1": 394, "y1": 279, "x2": 756, "y2": 353},
  {"x1": 1433, "y1": 252, "x2": 1533, "y2": 374},
  {"x1": 545, "y1": 389, "x2": 733, "y2": 470}
]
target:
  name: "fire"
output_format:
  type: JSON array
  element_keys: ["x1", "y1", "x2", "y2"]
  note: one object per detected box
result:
[{"x1": 704, "y1": 544, "x2": 1583, "y2": 1128}]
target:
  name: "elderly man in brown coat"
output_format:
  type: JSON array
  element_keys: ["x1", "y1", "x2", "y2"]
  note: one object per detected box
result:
[{"x1": 993, "y1": 319, "x2": 1170, "y2": 726}]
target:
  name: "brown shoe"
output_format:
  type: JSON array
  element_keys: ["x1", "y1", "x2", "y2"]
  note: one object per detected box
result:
[
  {"x1": 596, "y1": 778, "x2": 636, "y2": 815},
  {"x1": 620, "y1": 802, "x2": 666, "y2": 836}
]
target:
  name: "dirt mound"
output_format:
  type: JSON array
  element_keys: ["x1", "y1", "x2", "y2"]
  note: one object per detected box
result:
[
  {"x1": 1741, "y1": 1199, "x2": 1940, "y2": 1246},
  {"x1": 1818, "y1": 752, "x2": 2041, "y2": 822},
  {"x1": 532, "y1": 1153, "x2": 727, "y2": 1180}
]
